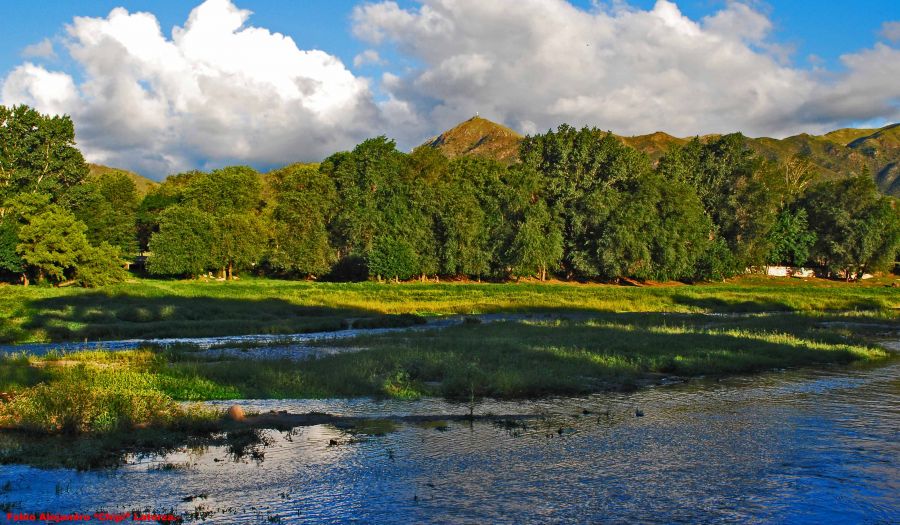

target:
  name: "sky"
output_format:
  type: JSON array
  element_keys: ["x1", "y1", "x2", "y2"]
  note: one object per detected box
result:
[{"x1": 1, "y1": 0, "x2": 899, "y2": 179}]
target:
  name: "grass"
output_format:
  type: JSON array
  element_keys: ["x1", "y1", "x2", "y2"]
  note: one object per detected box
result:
[
  {"x1": 0, "y1": 311, "x2": 892, "y2": 404},
  {"x1": 0, "y1": 275, "x2": 897, "y2": 344},
  {"x1": 0, "y1": 309, "x2": 894, "y2": 469}
]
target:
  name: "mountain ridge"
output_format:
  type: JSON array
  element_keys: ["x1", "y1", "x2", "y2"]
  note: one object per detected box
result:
[
  {"x1": 420, "y1": 117, "x2": 900, "y2": 196},
  {"x1": 88, "y1": 163, "x2": 159, "y2": 195}
]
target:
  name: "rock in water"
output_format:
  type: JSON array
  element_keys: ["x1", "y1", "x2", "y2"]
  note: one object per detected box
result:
[{"x1": 227, "y1": 405, "x2": 245, "y2": 422}]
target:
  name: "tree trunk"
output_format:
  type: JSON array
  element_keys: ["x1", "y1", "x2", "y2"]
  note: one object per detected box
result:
[
  {"x1": 21, "y1": 273, "x2": 28, "y2": 287},
  {"x1": 37, "y1": 269, "x2": 45, "y2": 284},
  {"x1": 227, "y1": 262, "x2": 233, "y2": 280}
]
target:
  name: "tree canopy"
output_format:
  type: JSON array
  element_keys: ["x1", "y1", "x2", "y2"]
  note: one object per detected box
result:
[{"x1": 2, "y1": 103, "x2": 898, "y2": 286}]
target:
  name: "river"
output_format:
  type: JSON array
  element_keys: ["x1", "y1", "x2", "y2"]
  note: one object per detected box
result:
[{"x1": 0, "y1": 359, "x2": 897, "y2": 523}]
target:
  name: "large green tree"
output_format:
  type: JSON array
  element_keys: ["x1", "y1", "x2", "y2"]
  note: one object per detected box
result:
[
  {"x1": 658, "y1": 134, "x2": 781, "y2": 274},
  {"x1": 16, "y1": 205, "x2": 90, "y2": 284},
  {"x1": 183, "y1": 166, "x2": 262, "y2": 215},
  {"x1": 268, "y1": 164, "x2": 336, "y2": 277},
  {"x1": 367, "y1": 235, "x2": 418, "y2": 282},
  {"x1": 506, "y1": 200, "x2": 563, "y2": 280},
  {"x1": 62, "y1": 171, "x2": 139, "y2": 254},
  {"x1": 520, "y1": 125, "x2": 653, "y2": 279},
  {"x1": 766, "y1": 208, "x2": 816, "y2": 267},
  {"x1": 147, "y1": 206, "x2": 218, "y2": 277},
  {"x1": 0, "y1": 105, "x2": 88, "y2": 211},
  {"x1": 800, "y1": 176, "x2": 900, "y2": 279},
  {"x1": 214, "y1": 212, "x2": 267, "y2": 279}
]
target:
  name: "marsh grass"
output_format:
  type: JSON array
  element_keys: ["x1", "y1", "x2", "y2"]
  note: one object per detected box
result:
[
  {"x1": 0, "y1": 275, "x2": 897, "y2": 344},
  {"x1": 0, "y1": 311, "x2": 891, "y2": 406},
  {"x1": 0, "y1": 308, "x2": 894, "y2": 468}
]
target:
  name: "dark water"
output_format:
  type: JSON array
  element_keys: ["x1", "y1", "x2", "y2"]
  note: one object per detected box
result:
[{"x1": 1, "y1": 362, "x2": 898, "y2": 524}]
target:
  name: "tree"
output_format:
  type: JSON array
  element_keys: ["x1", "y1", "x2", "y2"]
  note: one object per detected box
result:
[
  {"x1": 183, "y1": 166, "x2": 262, "y2": 215},
  {"x1": 801, "y1": 176, "x2": 900, "y2": 279},
  {"x1": 324, "y1": 137, "x2": 440, "y2": 280},
  {"x1": 520, "y1": 125, "x2": 653, "y2": 279},
  {"x1": 649, "y1": 177, "x2": 712, "y2": 281},
  {"x1": 367, "y1": 236, "x2": 418, "y2": 282},
  {"x1": 325, "y1": 138, "x2": 407, "y2": 258},
  {"x1": 766, "y1": 208, "x2": 816, "y2": 267},
  {"x1": 433, "y1": 157, "x2": 508, "y2": 279},
  {"x1": 0, "y1": 105, "x2": 88, "y2": 211},
  {"x1": 268, "y1": 164, "x2": 336, "y2": 277},
  {"x1": 507, "y1": 201, "x2": 563, "y2": 281},
  {"x1": 75, "y1": 242, "x2": 128, "y2": 287},
  {"x1": 62, "y1": 171, "x2": 139, "y2": 254},
  {"x1": 0, "y1": 219, "x2": 24, "y2": 281},
  {"x1": 658, "y1": 134, "x2": 781, "y2": 274},
  {"x1": 214, "y1": 213, "x2": 267, "y2": 279},
  {"x1": 16, "y1": 206, "x2": 90, "y2": 284},
  {"x1": 136, "y1": 178, "x2": 192, "y2": 254},
  {"x1": 147, "y1": 206, "x2": 218, "y2": 277},
  {"x1": 0, "y1": 193, "x2": 52, "y2": 284}
]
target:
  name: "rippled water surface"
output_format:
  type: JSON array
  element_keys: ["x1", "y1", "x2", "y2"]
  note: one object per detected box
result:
[{"x1": 2, "y1": 361, "x2": 898, "y2": 524}]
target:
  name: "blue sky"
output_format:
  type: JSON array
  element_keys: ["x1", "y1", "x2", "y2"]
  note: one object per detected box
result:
[{"x1": 1, "y1": 0, "x2": 898, "y2": 177}]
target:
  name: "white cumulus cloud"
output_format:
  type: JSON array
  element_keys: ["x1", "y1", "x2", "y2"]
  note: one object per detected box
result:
[
  {"x1": 352, "y1": 0, "x2": 900, "y2": 139},
  {"x1": 2, "y1": 0, "x2": 381, "y2": 178},
  {"x1": 353, "y1": 49, "x2": 385, "y2": 67},
  {"x1": 21, "y1": 38, "x2": 57, "y2": 59}
]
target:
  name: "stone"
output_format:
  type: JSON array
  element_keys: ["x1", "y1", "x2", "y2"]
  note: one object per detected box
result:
[{"x1": 227, "y1": 404, "x2": 245, "y2": 422}]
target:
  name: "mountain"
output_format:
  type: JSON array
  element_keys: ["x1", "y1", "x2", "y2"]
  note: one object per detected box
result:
[
  {"x1": 746, "y1": 124, "x2": 900, "y2": 195},
  {"x1": 88, "y1": 163, "x2": 159, "y2": 195},
  {"x1": 421, "y1": 117, "x2": 900, "y2": 196},
  {"x1": 420, "y1": 116, "x2": 522, "y2": 162}
]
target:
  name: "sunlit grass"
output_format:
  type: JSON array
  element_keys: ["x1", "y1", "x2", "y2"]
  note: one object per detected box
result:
[{"x1": 0, "y1": 275, "x2": 897, "y2": 344}]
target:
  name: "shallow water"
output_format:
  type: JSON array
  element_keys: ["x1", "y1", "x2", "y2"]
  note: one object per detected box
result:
[
  {"x1": 0, "y1": 313, "x2": 541, "y2": 357},
  {"x1": 1, "y1": 360, "x2": 898, "y2": 524}
]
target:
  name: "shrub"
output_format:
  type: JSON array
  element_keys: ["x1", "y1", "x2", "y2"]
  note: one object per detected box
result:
[{"x1": 75, "y1": 242, "x2": 129, "y2": 287}]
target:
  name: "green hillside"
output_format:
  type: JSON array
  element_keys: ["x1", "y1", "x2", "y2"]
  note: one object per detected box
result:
[
  {"x1": 821, "y1": 127, "x2": 878, "y2": 146},
  {"x1": 88, "y1": 163, "x2": 158, "y2": 195},
  {"x1": 422, "y1": 118, "x2": 900, "y2": 196},
  {"x1": 420, "y1": 116, "x2": 522, "y2": 163}
]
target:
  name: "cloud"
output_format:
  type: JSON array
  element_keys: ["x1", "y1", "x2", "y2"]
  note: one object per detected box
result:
[
  {"x1": 353, "y1": 0, "x2": 900, "y2": 138},
  {"x1": 881, "y1": 21, "x2": 900, "y2": 43},
  {"x1": 795, "y1": 43, "x2": 900, "y2": 125},
  {"x1": 3, "y1": 0, "x2": 898, "y2": 177},
  {"x1": 2, "y1": 63, "x2": 77, "y2": 116},
  {"x1": 1, "y1": 0, "x2": 380, "y2": 178},
  {"x1": 21, "y1": 38, "x2": 57, "y2": 59},
  {"x1": 353, "y1": 49, "x2": 385, "y2": 67}
]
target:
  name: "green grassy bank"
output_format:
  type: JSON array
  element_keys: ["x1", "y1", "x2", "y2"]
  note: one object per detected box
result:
[{"x1": 1, "y1": 275, "x2": 898, "y2": 344}]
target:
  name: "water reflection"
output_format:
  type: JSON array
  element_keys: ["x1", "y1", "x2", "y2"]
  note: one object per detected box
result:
[{"x1": 0, "y1": 361, "x2": 897, "y2": 523}]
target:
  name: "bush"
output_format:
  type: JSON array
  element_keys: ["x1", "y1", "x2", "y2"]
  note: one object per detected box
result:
[
  {"x1": 694, "y1": 238, "x2": 739, "y2": 281},
  {"x1": 75, "y1": 242, "x2": 128, "y2": 287}
]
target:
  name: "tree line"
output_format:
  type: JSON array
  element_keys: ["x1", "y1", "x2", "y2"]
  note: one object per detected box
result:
[{"x1": 1, "y1": 105, "x2": 898, "y2": 286}]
